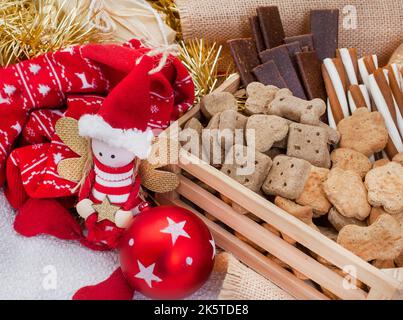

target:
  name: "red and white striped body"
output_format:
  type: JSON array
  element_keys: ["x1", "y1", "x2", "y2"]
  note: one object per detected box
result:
[{"x1": 90, "y1": 158, "x2": 135, "y2": 207}]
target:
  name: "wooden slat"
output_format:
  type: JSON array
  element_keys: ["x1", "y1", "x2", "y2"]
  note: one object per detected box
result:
[
  {"x1": 156, "y1": 194, "x2": 329, "y2": 300},
  {"x1": 177, "y1": 151, "x2": 400, "y2": 298},
  {"x1": 177, "y1": 175, "x2": 368, "y2": 300}
]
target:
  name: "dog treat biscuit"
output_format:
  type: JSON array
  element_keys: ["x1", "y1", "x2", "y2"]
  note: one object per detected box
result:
[
  {"x1": 337, "y1": 214, "x2": 403, "y2": 261},
  {"x1": 244, "y1": 82, "x2": 281, "y2": 115},
  {"x1": 323, "y1": 168, "x2": 371, "y2": 220},
  {"x1": 337, "y1": 108, "x2": 389, "y2": 157},
  {"x1": 330, "y1": 148, "x2": 372, "y2": 179},
  {"x1": 392, "y1": 152, "x2": 403, "y2": 166},
  {"x1": 269, "y1": 90, "x2": 326, "y2": 125},
  {"x1": 184, "y1": 117, "x2": 203, "y2": 135},
  {"x1": 365, "y1": 162, "x2": 403, "y2": 214},
  {"x1": 221, "y1": 144, "x2": 272, "y2": 193},
  {"x1": 275, "y1": 196, "x2": 319, "y2": 231},
  {"x1": 201, "y1": 91, "x2": 237, "y2": 119},
  {"x1": 328, "y1": 207, "x2": 366, "y2": 232},
  {"x1": 295, "y1": 166, "x2": 331, "y2": 217},
  {"x1": 372, "y1": 159, "x2": 390, "y2": 169},
  {"x1": 246, "y1": 115, "x2": 289, "y2": 152},
  {"x1": 287, "y1": 123, "x2": 331, "y2": 168},
  {"x1": 262, "y1": 155, "x2": 311, "y2": 200}
]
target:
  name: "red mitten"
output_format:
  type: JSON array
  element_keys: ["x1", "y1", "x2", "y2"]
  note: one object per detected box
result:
[
  {"x1": 14, "y1": 198, "x2": 82, "y2": 240},
  {"x1": 73, "y1": 268, "x2": 134, "y2": 300}
]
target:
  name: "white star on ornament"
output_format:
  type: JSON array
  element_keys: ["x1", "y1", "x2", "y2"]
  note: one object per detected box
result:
[
  {"x1": 160, "y1": 217, "x2": 190, "y2": 245},
  {"x1": 209, "y1": 239, "x2": 216, "y2": 259},
  {"x1": 53, "y1": 152, "x2": 63, "y2": 164},
  {"x1": 38, "y1": 84, "x2": 50, "y2": 97},
  {"x1": 29, "y1": 64, "x2": 41, "y2": 75},
  {"x1": 134, "y1": 261, "x2": 162, "y2": 288},
  {"x1": 3, "y1": 84, "x2": 16, "y2": 96}
]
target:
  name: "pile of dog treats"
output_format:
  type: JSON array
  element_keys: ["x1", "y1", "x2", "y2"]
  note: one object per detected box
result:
[
  {"x1": 179, "y1": 4, "x2": 403, "y2": 298},
  {"x1": 180, "y1": 79, "x2": 403, "y2": 298}
]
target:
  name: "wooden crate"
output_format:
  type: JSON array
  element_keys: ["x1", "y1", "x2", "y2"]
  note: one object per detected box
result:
[{"x1": 156, "y1": 74, "x2": 403, "y2": 300}]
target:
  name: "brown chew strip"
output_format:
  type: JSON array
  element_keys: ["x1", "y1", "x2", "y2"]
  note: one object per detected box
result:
[
  {"x1": 253, "y1": 61, "x2": 287, "y2": 88},
  {"x1": 373, "y1": 69, "x2": 399, "y2": 159},
  {"x1": 249, "y1": 16, "x2": 266, "y2": 53},
  {"x1": 260, "y1": 45, "x2": 306, "y2": 99},
  {"x1": 285, "y1": 41, "x2": 302, "y2": 58},
  {"x1": 336, "y1": 48, "x2": 359, "y2": 83},
  {"x1": 322, "y1": 63, "x2": 344, "y2": 124},
  {"x1": 373, "y1": 69, "x2": 398, "y2": 127},
  {"x1": 386, "y1": 65, "x2": 403, "y2": 115},
  {"x1": 295, "y1": 51, "x2": 326, "y2": 101},
  {"x1": 310, "y1": 9, "x2": 339, "y2": 61},
  {"x1": 285, "y1": 41, "x2": 302, "y2": 69},
  {"x1": 284, "y1": 34, "x2": 314, "y2": 51},
  {"x1": 363, "y1": 56, "x2": 377, "y2": 74},
  {"x1": 257, "y1": 6, "x2": 285, "y2": 49},
  {"x1": 385, "y1": 137, "x2": 399, "y2": 159},
  {"x1": 349, "y1": 85, "x2": 368, "y2": 108},
  {"x1": 333, "y1": 58, "x2": 349, "y2": 92},
  {"x1": 228, "y1": 38, "x2": 260, "y2": 86}
]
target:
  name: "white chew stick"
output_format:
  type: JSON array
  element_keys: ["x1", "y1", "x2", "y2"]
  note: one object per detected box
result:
[
  {"x1": 390, "y1": 64, "x2": 402, "y2": 90},
  {"x1": 347, "y1": 85, "x2": 371, "y2": 114},
  {"x1": 360, "y1": 85, "x2": 371, "y2": 110},
  {"x1": 327, "y1": 98, "x2": 337, "y2": 129},
  {"x1": 395, "y1": 102, "x2": 403, "y2": 137},
  {"x1": 358, "y1": 55, "x2": 378, "y2": 94},
  {"x1": 347, "y1": 91, "x2": 357, "y2": 113},
  {"x1": 338, "y1": 48, "x2": 358, "y2": 85},
  {"x1": 368, "y1": 74, "x2": 403, "y2": 152},
  {"x1": 323, "y1": 58, "x2": 350, "y2": 118}
]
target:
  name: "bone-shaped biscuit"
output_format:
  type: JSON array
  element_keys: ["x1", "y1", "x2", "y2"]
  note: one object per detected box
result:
[
  {"x1": 200, "y1": 91, "x2": 237, "y2": 119},
  {"x1": 268, "y1": 90, "x2": 326, "y2": 125},
  {"x1": 244, "y1": 82, "x2": 282, "y2": 115},
  {"x1": 246, "y1": 114, "x2": 289, "y2": 152},
  {"x1": 337, "y1": 214, "x2": 403, "y2": 261}
]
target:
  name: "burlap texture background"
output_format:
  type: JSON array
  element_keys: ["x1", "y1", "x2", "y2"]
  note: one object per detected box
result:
[{"x1": 177, "y1": 0, "x2": 403, "y2": 70}]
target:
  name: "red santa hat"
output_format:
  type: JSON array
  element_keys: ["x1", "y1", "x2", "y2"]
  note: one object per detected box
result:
[{"x1": 78, "y1": 55, "x2": 165, "y2": 159}]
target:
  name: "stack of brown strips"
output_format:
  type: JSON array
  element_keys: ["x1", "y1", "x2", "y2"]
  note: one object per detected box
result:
[{"x1": 228, "y1": 6, "x2": 339, "y2": 104}]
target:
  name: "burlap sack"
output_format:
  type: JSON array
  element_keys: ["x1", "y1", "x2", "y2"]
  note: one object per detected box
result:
[
  {"x1": 177, "y1": 0, "x2": 403, "y2": 70},
  {"x1": 215, "y1": 253, "x2": 294, "y2": 300}
]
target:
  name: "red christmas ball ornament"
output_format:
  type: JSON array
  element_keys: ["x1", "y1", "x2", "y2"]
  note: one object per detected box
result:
[{"x1": 119, "y1": 205, "x2": 215, "y2": 299}]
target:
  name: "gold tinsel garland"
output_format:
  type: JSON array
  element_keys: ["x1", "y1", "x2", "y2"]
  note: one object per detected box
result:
[
  {"x1": 1, "y1": 0, "x2": 230, "y2": 104},
  {"x1": 179, "y1": 39, "x2": 234, "y2": 103},
  {"x1": 0, "y1": 0, "x2": 107, "y2": 67}
]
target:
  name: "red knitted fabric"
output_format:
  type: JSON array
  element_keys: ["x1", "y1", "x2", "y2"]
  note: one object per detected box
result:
[{"x1": 1, "y1": 39, "x2": 195, "y2": 249}]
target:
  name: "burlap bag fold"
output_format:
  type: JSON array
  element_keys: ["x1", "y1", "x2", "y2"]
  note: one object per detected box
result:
[
  {"x1": 215, "y1": 253, "x2": 294, "y2": 300},
  {"x1": 177, "y1": 0, "x2": 403, "y2": 69}
]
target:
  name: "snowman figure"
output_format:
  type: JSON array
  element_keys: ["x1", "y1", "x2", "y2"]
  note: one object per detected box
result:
[{"x1": 75, "y1": 56, "x2": 165, "y2": 249}]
